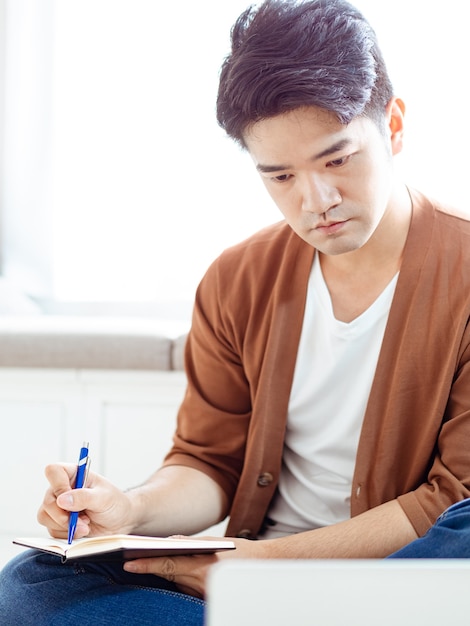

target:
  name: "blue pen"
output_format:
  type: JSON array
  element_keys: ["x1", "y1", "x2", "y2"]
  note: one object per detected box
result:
[{"x1": 67, "y1": 442, "x2": 90, "y2": 544}]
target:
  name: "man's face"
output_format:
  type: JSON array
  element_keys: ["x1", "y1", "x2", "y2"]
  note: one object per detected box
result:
[{"x1": 244, "y1": 105, "x2": 400, "y2": 257}]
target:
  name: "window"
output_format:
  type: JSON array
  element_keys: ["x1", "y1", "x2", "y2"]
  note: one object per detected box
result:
[{"x1": 1, "y1": 0, "x2": 468, "y2": 321}]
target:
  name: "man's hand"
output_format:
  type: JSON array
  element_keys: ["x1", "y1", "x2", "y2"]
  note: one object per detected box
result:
[
  {"x1": 123, "y1": 536, "x2": 265, "y2": 598},
  {"x1": 37, "y1": 463, "x2": 134, "y2": 539},
  {"x1": 37, "y1": 463, "x2": 229, "y2": 540}
]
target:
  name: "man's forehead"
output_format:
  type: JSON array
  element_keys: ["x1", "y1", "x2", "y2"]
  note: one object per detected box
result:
[
  {"x1": 244, "y1": 105, "x2": 341, "y2": 141},
  {"x1": 243, "y1": 107, "x2": 369, "y2": 166}
]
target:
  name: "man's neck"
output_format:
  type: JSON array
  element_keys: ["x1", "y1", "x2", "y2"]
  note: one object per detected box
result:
[{"x1": 319, "y1": 183, "x2": 412, "y2": 323}]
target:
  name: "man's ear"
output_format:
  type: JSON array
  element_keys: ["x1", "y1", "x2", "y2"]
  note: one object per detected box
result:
[{"x1": 386, "y1": 97, "x2": 406, "y2": 155}]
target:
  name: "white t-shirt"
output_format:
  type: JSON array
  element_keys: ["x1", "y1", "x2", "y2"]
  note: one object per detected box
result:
[{"x1": 262, "y1": 254, "x2": 398, "y2": 539}]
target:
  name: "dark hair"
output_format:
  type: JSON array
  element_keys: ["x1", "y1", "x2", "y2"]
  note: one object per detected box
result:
[{"x1": 216, "y1": 0, "x2": 394, "y2": 146}]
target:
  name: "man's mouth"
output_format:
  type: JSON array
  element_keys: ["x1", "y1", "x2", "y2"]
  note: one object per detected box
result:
[{"x1": 313, "y1": 219, "x2": 348, "y2": 235}]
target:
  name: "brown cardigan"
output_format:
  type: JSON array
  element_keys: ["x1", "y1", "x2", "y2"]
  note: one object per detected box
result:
[{"x1": 164, "y1": 188, "x2": 470, "y2": 539}]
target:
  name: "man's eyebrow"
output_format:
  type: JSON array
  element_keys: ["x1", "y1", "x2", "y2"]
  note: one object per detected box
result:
[
  {"x1": 255, "y1": 138, "x2": 353, "y2": 173},
  {"x1": 313, "y1": 138, "x2": 352, "y2": 161}
]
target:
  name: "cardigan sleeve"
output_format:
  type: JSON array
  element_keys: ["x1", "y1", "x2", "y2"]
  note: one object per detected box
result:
[
  {"x1": 162, "y1": 255, "x2": 253, "y2": 503},
  {"x1": 397, "y1": 318, "x2": 470, "y2": 535}
]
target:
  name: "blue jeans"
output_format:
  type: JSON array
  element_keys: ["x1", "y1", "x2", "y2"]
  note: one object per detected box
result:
[
  {"x1": 0, "y1": 550, "x2": 204, "y2": 626},
  {"x1": 2, "y1": 499, "x2": 470, "y2": 624},
  {"x1": 387, "y1": 498, "x2": 470, "y2": 558}
]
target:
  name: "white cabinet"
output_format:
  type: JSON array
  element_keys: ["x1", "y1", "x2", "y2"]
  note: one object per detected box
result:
[
  {"x1": 81, "y1": 370, "x2": 187, "y2": 489},
  {"x1": 0, "y1": 368, "x2": 187, "y2": 565}
]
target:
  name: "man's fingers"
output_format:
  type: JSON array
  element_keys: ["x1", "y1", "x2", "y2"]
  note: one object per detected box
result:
[
  {"x1": 123, "y1": 554, "x2": 211, "y2": 598},
  {"x1": 56, "y1": 491, "x2": 78, "y2": 511},
  {"x1": 44, "y1": 463, "x2": 77, "y2": 494},
  {"x1": 160, "y1": 557, "x2": 177, "y2": 582}
]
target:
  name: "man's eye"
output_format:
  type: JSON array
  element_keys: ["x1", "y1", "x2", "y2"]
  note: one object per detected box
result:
[
  {"x1": 327, "y1": 155, "x2": 350, "y2": 167},
  {"x1": 272, "y1": 174, "x2": 291, "y2": 182}
]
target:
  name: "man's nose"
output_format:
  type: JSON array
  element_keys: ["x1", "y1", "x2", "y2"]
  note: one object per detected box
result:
[{"x1": 301, "y1": 174, "x2": 341, "y2": 214}]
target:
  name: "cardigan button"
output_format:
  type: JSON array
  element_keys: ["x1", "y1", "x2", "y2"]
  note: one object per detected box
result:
[
  {"x1": 257, "y1": 472, "x2": 274, "y2": 487},
  {"x1": 237, "y1": 529, "x2": 253, "y2": 539}
]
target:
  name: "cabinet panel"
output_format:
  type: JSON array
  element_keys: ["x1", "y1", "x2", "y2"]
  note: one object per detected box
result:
[
  {"x1": 100, "y1": 402, "x2": 180, "y2": 490},
  {"x1": 81, "y1": 371, "x2": 187, "y2": 485},
  {"x1": 0, "y1": 401, "x2": 66, "y2": 534}
]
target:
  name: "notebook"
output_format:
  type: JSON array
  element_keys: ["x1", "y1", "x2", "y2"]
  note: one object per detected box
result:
[
  {"x1": 206, "y1": 559, "x2": 470, "y2": 626},
  {"x1": 13, "y1": 534, "x2": 235, "y2": 563}
]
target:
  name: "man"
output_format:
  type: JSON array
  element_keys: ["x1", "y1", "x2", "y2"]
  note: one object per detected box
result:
[{"x1": 2, "y1": 0, "x2": 470, "y2": 624}]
